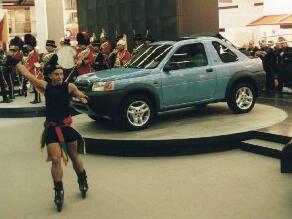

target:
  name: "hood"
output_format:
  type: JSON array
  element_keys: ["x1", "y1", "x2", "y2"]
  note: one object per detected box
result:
[{"x1": 76, "y1": 67, "x2": 152, "y2": 83}]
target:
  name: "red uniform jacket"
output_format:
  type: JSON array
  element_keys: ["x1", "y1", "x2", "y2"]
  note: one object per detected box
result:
[
  {"x1": 25, "y1": 49, "x2": 42, "y2": 79},
  {"x1": 75, "y1": 46, "x2": 94, "y2": 75},
  {"x1": 15, "y1": 50, "x2": 24, "y2": 62},
  {"x1": 114, "y1": 50, "x2": 131, "y2": 67}
]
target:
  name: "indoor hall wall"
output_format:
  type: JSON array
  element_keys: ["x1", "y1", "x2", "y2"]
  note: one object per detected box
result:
[
  {"x1": 219, "y1": 0, "x2": 264, "y2": 47},
  {"x1": 77, "y1": 0, "x2": 178, "y2": 49},
  {"x1": 177, "y1": 0, "x2": 219, "y2": 37},
  {"x1": 76, "y1": 0, "x2": 219, "y2": 49},
  {"x1": 264, "y1": 0, "x2": 292, "y2": 15}
]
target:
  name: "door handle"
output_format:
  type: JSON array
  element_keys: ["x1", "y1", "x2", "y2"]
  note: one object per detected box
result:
[{"x1": 206, "y1": 68, "x2": 213, "y2": 73}]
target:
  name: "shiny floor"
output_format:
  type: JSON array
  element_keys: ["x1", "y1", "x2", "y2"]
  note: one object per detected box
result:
[{"x1": 1, "y1": 93, "x2": 292, "y2": 218}]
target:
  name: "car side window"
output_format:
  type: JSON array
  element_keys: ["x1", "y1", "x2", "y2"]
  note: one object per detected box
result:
[
  {"x1": 169, "y1": 43, "x2": 208, "y2": 70},
  {"x1": 212, "y1": 41, "x2": 238, "y2": 63}
]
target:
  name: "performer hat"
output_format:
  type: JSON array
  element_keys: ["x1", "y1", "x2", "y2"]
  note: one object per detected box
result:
[
  {"x1": 46, "y1": 40, "x2": 57, "y2": 48},
  {"x1": 9, "y1": 36, "x2": 24, "y2": 51},
  {"x1": 24, "y1": 34, "x2": 37, "y2": 47},
  {"x1": 43, "y1": 54, "x2": 63, "y2": 75},
  {"x1": 117, "y1": 39, "x2": 126, "y2": 46},
  {"x1": 77, "y1": 32, "x2": 90, "y2": 45},
  {"x1": 100, "y1": 28, "x2": 107, "y2": 39}
]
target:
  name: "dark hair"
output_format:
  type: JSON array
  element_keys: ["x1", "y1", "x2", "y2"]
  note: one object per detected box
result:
[
  {"x1": 43, "y1": 54, "x2": 62, "y2": 75},
  {"x1": 77, "y1": 32, "x2": 90, "y2": 45},
  {"x1": 91, "y1": 40, "x2": 101, "y2": 47},
  {"x1": 64, "y1": 38, "x2": 71, "y2": 46}
]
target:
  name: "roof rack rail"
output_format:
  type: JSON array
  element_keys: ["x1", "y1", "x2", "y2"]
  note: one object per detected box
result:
[{"x1": 179, "y1": 32, "x2": 238, "y2": 48}]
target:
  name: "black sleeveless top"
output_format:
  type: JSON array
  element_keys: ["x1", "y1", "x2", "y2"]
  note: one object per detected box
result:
[{"x1": 45, "y1": 82, "x2": 71, "y2": 122}]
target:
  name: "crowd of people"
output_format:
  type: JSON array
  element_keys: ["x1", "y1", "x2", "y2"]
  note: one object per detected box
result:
[
  {"x1": 0, "y1": 32, "x2": 152, "y2": 104},
  {"x1": 2, "y1": 32, "x2": 292, "y2": 104},
  {"x1": 240, "y1": 37, "x2": 292, "y2": 92}
]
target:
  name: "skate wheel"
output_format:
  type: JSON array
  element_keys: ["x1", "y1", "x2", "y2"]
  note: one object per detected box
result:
[{"x1": 57, "y1": 204, "x2": 62, "y2": 212}]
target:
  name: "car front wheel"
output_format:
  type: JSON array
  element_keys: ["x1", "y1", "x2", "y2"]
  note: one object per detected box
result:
[
  {"x1": 227, "y1": 82, "x2": 256, "y2": 113},
  {"x1": 120, "y1": 95, "x2": 155, "y2": 130}
]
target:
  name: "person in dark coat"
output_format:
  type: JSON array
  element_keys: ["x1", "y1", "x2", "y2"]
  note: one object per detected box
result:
[
  {"x1": 91, "y1": 40, "x2": 108, "y2": 71},
  {"x1": 132, "y1": 34, "x2": 144, "y2": 57},
  {"x1": 247, "y1": 40, "x2": 260, "y2": 57},
  {"x1": 256, "y1": 41, "x2": 277, "y2": 91},
  {"x1": 275, "y1": 37, "x2": 292, "y2": 91}
]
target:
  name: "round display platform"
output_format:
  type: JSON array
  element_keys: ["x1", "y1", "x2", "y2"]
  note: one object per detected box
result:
[
  {"x1": 0, "y1": 94, "x2": 45, "y2": 118},
  {"x1": 75, "y1": 103, "x2": 287, "y2": 140},
  {"x1": 74, "y1": 103, "x2": 287, "y2": 155}
]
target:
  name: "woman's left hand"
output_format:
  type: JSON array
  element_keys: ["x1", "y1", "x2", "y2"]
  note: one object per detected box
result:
[{"x1": 79, "y1": 94, "x2": 88, "y2": 104}]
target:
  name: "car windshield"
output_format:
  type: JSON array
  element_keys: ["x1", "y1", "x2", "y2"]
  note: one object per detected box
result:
[{"x1": 125, "y1": 44, "x2": 173, "y2": 69}]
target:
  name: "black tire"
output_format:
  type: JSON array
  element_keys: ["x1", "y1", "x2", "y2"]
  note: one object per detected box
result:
[
  {"x1": 195, "y1": 103, "x2": 208, "y2": 109},
  {"x1": 120, "y1": 95, "x2": 155, "y2": 130},
  {"x1": 227, "y1": 82, "x2": 256, "y2": 113}
]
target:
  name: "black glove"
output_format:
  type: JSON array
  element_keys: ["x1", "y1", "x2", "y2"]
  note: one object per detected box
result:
[{"x1": 6, "y1": 55, "x2": 20, "y2": 66}]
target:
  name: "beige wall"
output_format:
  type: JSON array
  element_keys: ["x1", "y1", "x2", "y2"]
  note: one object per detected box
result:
[
  {"x1": 219, "y1": 0, "x2": 264, "y2": 46},
  {"x1": 46, "y1": 0, "x2": 65, "y2": 46},
  {"x1": 177, "y1": 0, "x2": 219, "y2": 37},
  {"x1": 219, "y1": 0, "x2": 292, "y2": 47}
]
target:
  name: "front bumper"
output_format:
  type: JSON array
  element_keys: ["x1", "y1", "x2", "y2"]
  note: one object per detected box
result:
[{"x1": 71, "y1": 89, "x2": 127, "y2": 118}]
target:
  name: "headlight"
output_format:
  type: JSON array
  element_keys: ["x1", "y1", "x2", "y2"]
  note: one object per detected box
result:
[{"x1": 92, "y1": 81, "x2": 115, "y2": 91}]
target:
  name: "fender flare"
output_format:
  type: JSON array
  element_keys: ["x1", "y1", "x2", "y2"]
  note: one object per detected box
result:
[
  {"x1": 225, "y1": 71, "x2": 258, "y2": 98},
  {"x1": 121, "y1": 83, "x2": 161, "y2": 111}
]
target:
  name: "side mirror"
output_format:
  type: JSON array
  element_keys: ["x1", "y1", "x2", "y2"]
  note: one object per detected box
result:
[{"x1": 164, "y1": 62, "x2": 178, "y2": 72}]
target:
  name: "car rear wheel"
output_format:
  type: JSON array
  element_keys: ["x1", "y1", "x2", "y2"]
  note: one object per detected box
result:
[
  {"x1": 120, "y1": 95, "x2": 155, "y2": 130},
  {"x1": 227, "y1": 82, "x2": 256, "y2": 113}
]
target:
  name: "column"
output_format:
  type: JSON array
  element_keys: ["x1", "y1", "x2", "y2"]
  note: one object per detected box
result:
[
  {"x1": 46, "y1": 0, "x2": 65, "y2": 46},
  {"x1": 34, "y1": 0, "x2": 48, "y2": 53}
]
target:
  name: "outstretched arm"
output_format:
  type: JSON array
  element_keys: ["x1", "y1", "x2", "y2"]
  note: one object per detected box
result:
[
  {"x1": 68, "y1": 83, "x2": 88, "y2": 104},
  {"x1": 7, "y1": 52, "x2": 47, "y2": 91},
  {"x1": 15, "y1": 63, "x2": 47, "y2": 90}
]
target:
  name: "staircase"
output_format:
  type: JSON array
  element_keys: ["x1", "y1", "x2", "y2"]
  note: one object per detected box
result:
[{"x1": 239, "y1": 132, "x2": 290, "y2": 159}]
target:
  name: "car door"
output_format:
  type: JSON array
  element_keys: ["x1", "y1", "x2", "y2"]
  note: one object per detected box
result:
[
  {"x1": 210, "y1": 41, "x2": 241, "y2": 99},
  {"x1": 161, "y1": 42, "x2": 216, "y2": 107}
]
